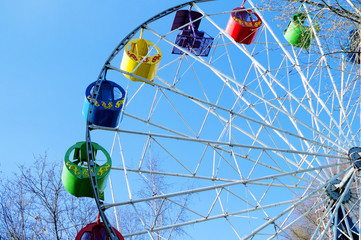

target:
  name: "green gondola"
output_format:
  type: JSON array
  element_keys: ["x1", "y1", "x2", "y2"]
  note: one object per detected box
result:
[
  {"x1": 284, "y1": 12, "x2": 320, "y2": 50},
  {"x1": 62, "y1": 141, "x2": 111, "y2": 200}
]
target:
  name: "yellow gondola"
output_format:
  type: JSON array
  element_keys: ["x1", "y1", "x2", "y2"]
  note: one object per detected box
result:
[{"x1": 120, "y1": 37, "x2": 162, "y2": 84}]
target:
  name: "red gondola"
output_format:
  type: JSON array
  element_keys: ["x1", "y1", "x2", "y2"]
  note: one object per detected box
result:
[
  {"x1": 75, "y1": 218, "x2": 124, "y2": 240},
  {"x1": 225, "y1": 7, "x2": 262, "y2": 45}
]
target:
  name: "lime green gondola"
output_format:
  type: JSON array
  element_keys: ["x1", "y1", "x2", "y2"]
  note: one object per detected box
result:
[
  {"x1": 62, "y1": 141, "x2": 111, "y2": 200},
  {"x1": 284, "y1": 12, "x2": 320, "y2": 50}
]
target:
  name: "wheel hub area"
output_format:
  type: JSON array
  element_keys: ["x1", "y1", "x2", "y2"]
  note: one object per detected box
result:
[
  {"x1": 326, "y1": 179, "x2": 351, "y2": 203},
  {"x1": 325, "y1": 147, "x2": 361, "y2": 203}
]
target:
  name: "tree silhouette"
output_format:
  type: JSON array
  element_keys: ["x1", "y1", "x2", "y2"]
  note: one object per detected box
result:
[{"x1": 0, "y1": 153, "x2": 97, "y2": 239}]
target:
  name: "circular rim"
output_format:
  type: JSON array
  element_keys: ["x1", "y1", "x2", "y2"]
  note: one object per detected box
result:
[{"x1": 83, "y1": 1, "x2": 361, "y2": 239}]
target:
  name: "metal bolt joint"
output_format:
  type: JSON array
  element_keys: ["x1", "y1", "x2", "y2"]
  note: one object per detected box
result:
[{"x1": 348, "y1": 147, "x2": 361, "y2": 168}]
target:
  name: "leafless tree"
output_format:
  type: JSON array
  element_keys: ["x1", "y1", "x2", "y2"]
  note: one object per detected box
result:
[
  {"x1": 257, "y1": 0, "x2": 361, "y2": 51},
  {"x1": 279, "y1": 197, "x2": 333, "y2": 239},
  {"x1": 0, "y1": 153, "x2": 97, "y2": 239}
]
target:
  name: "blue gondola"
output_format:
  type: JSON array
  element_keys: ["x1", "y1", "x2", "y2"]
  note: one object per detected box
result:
[
  {"x1": 82, "y1": 80, "x2": 126, "y2": 128},
  {"x1": 344, "y1": 29, "x2": 361, "y2": 64}
]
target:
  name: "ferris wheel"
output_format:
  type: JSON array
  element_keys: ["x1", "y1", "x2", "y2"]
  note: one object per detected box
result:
[{"x1": 63, "y1": 0, "x2": 361, "y2": 239}]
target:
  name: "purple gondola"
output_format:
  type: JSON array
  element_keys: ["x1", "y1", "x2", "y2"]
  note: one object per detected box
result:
[
  {"x1": 171, "y1": 9, "x2": 213, "y2": 57},
  {"x1": 171, "y1": 10, "x2": 203, "y2": 31}
]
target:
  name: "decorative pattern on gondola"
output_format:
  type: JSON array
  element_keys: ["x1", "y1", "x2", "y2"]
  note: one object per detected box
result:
[
  {"x1": 115, "y1": 99, "x2": 124, "y2": 108},
  {"x1": 86, "y1": 95, "x2": 100, "y2": 107},
  {"x1": 98, "y1": 163, "x2": 111, "y2": 177},
  {"x1": 66, "y1": 161, "x2": 80, "y2": 175}
]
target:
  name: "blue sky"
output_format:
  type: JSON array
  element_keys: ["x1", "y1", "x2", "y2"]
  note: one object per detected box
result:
[
  {"x1": 4, "y1": 1, "x2": 360, "y2": 239},
  {"x1": 1, "y1": 2, "x2": 239, "y2": 237},
  {"x1": 0, "y1": 0, "x2": 188, "y2": 173},
  {"x1": 1, "y1": 1, "x2": 297, "y2": 239}
]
